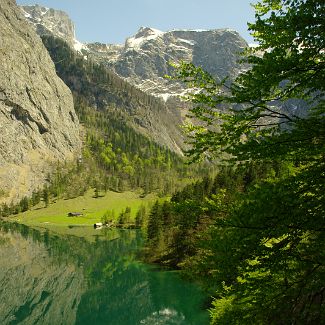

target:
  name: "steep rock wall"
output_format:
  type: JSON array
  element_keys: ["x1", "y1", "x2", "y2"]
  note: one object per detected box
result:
[{"x1": 0, "y1": 0, "x2": 81, "y2": 203}]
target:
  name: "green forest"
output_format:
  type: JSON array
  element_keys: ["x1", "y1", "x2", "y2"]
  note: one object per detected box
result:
[{"x1": 142, "y1": 0, "x2": 324, "y2": 324}]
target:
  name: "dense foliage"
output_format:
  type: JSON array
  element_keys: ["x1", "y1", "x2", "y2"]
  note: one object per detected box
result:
[{"x1": 145, "y1": 0, "x2": 325, "y2": 324}]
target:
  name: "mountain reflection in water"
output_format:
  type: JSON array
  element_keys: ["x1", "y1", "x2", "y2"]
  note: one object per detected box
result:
[{"x1": 0, "y1": 222, "x2": 209, "y2": 325}]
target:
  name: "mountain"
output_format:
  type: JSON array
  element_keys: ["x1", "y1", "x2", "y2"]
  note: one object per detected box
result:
[
  {"x1": 0, "y1": 0, "x2": 81, "y2": 204},
  {"x1": 20, "y1": 4, "x2": 84, "y2": 51},
  {"x1": 39, "y1": 35, "x2": 207, "y2": 197},
  {"x1": 76, "y1": 26, "x2": 309, "y2": 140},
  {"x1": 41, "y1": 35, "x2": 184, "y2": 154},
  {"x1": 18, "y1": 6, "x2": 247, "y2": 94},
  {"x1": 87, "y1": 26, "x2": 247, "y2": 101},
  {"x1": 19, "y1": 5, "x2": 248, "y2": 153}
]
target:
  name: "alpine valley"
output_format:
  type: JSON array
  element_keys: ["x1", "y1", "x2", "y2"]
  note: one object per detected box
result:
[
  {"x1": 0, "y1": 2, "x2": 249, "y2": 203},
  {"x1": 1, "y1": 1, "x2": 323, "y2": 325}
]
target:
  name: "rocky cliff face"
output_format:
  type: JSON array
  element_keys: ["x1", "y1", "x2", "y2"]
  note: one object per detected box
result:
[
  {"x1": 0, "y1": 0, "x2": 81, "y2": 203},
  {"x1": 20, "y1": 4, "x2": 82, "y2": 50},
  {"x1": 87, "y1": 27, "x2": 248, "y2": 101}
]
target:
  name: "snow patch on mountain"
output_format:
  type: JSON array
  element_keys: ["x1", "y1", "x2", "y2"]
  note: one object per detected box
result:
[
  {"x1": 172, "y1": 28, "x2": 209, "y2": 32},
  {"x1": 178, "y1": 38, "x2": 196, "y2": 46},
  {"x1": 21, "y1": 7, "x2": 31, "y2": 18},
  {"x1": 39, "y1": 6, "x2": 49, "y2": 15},
  {"x1": 20, "y1": 5, "x2": 77, "y2": 50},
  {"x1": 74, "y1": 39, "x2": 86, "y2": 52},
  {"x1": 125, "y1": 27, "x2": 164, "y2": 50},
  {"x1": 160, "y1": 93, "x2": 172, "y2": 102}
]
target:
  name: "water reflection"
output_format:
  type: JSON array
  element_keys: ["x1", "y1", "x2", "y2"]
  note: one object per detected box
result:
[{"x1": 0, "y1": 222, "x2": 209, "y2": 325}]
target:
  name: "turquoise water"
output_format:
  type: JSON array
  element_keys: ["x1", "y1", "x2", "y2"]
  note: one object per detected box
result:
[{"x1": 0, "y1": 222, "x2": 209, "y2": 325}]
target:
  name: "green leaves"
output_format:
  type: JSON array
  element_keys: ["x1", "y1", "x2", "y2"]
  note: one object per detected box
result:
[
  {"x1": 206, "y1": 168, "x2": 325, "y2": 323},
  {"x1": 169, "y1": 0, "x2": 324, "y2": 167},
  {"x1": 167, "y1": 0, "x2": 325, "y2": 323}
]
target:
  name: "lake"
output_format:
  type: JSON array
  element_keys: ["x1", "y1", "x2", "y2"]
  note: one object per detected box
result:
[{"x1": 0, "y1": 222, "x2": 209, "y2": 325}]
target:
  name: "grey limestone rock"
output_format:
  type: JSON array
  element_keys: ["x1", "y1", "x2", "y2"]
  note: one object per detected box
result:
[
  {"x1": 20, "y1": 4, "x2": 76, "y2": 48},
  {"x1": 19, "y1": 6, "x2": 248, "y2": 105},
  {"x1": 92, "y1": 27, "x2": 248, "y2": 99},
  {"x1": 0, "y1": 0, "x2": 81, "y2": 203}
]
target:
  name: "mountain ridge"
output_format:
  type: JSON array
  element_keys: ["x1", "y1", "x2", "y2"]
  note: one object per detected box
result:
[{"x1": 19, "y1": 4, "x2": 248, "y2": 154}]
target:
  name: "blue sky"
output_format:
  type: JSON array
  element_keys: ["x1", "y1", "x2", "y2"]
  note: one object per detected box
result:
[{"x1": 16, "y1": 0, "x2": 256, "y2": 44}]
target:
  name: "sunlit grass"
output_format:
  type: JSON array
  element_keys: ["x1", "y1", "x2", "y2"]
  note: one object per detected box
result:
[{"x1": 9, "y1": 189, "x2": 156, "y2": 227}]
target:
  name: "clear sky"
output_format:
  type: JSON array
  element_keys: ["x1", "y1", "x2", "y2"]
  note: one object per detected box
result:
[{"x1": 16, "y1": 0, "x2": 257, "y2": 44}]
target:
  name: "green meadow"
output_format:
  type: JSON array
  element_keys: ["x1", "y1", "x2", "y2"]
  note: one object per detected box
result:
[{"x1": 9, "y1": 189, "x2": 156, "y2": 228}]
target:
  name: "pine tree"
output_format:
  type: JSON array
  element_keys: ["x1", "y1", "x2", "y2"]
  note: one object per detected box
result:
[
  {"x1": 135, "y1": 204, "x2": 146, "y2": 228},
  {"x1": 146, "y1": 201, "x2": 162, "y2": 242}
]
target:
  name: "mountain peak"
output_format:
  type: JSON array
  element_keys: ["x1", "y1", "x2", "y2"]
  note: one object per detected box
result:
[
  {"x1": 125, "y1": 27, "x2": 164, "y2": 50},
  {"x1": 20, "y1": 5, "x2": 76, "y2": 46},
  {"x1": 135, "y1": 27, "x2": 164, "y2": 39}
]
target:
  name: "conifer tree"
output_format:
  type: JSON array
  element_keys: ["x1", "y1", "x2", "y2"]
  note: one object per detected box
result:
[{"x1": 146, "y1": 201, "x2": 162, "y2": 242}]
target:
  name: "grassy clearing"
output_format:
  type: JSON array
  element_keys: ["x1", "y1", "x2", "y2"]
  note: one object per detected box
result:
[{"x1": 9, "y1": 189, "x2": 156, "y2": 228}]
